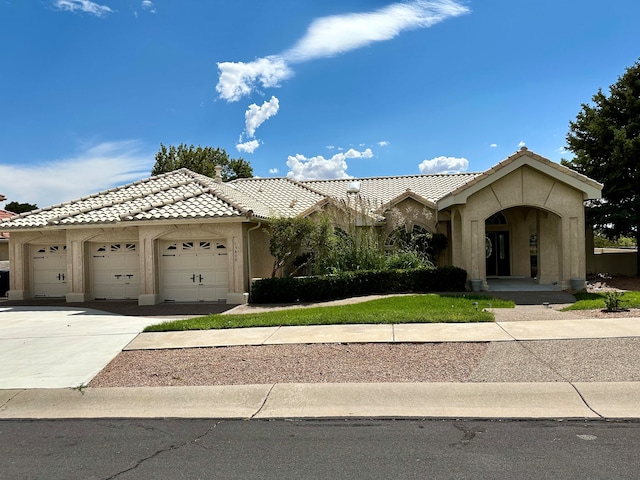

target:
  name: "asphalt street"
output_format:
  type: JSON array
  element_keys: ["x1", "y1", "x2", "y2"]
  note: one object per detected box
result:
[{"x1": 1, "y1": 418, "x2": 640, "y2": 480}]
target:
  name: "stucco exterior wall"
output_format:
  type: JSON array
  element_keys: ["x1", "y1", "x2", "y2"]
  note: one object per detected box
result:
[
  {"x1": 588, "y1": 249, "x2": 638, "y2": 276},
  {"x1": 7, "y1": 221, "x2": 251, "y2": 305},
  {"x1": 248, "y1": 225, "x2": 273, "y2": 280}
]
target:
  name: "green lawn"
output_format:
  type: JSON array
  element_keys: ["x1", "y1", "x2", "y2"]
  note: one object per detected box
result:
[
  {"x1": 144, "y1": 294, "x2": 514, "y2": 332},
  {"x1": 563, "y1": 291, "x2": 640, "y2": 311}
]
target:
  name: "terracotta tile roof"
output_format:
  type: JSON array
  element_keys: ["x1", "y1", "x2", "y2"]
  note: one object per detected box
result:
[
  {"x1": 0, "y1": 170, "x2": 250, "y2": 229},
  {"x1": 0, "y1": 209, "x2": 15, "y2": 238},
  {"x1": 301, "y1": 173, "x2": 481, "y2": 206},
  {"x1": 0, "y1": 169, "x2": 330, "y2": 229},
  {"x1": 228, "y1": 177, "x2": 328, "y2": 218},
  {"x1": 0, "y1": 209, "x2": 15, "y2": 221}
]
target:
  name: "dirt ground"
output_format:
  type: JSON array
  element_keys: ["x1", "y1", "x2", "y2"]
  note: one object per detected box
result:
[{"x1": 587, "y1": 274, "x2": 640, "y2": 292}]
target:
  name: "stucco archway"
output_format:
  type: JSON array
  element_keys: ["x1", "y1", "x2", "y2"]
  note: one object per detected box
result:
[{"x1": 484, "y1": 206, "x2": 562, "y2": 285}]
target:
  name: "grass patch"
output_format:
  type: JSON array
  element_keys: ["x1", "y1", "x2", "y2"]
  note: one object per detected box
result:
[
  {"x1": 563, "y1": 291, "x2": 640, "y2": 311},
  {"x1": 144, "y1": 294, "x2": 514, "y2": 332}
]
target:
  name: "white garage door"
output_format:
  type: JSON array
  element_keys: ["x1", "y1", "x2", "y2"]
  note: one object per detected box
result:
[
  {"x1": 161, "y1": 240, "x2": 229, "y2": 302},
  {"x1": 32, "y1": 245, "x2": 68, "y2": 298},
  {"x1": 91, "y1": 243, "x2": 140, "y2": 300}
]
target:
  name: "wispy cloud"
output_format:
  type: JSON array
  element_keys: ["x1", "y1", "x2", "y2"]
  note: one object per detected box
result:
[
  {"x1": 518, "y1": 140, "x2": 526, "y2": 148},
  {"x1": 216, "y1": 0, "x2": 469, "y2": 102},
  {"x1": 269, "y1": 168, "x2": 279, "y2": 174},
  {"x1": 245, "y1": 96, "x2": 280, "y2": 138},
  {"x1": 141, "y1": 0, "x2": 156, "y2": 13},
  {"x1": 377, "y1": 140, "x2": 390, "y2": 147},
  {"x1": 52, "y1": 0, "x2": 113, "y2": 17},
  {"x1": 490, "y1": 143, "x2": 498, "y2": 148},
  {"x1": 286, "y1": 147, "x2": 373, "y2": 180},
  {"x1": 418, "y1": 155, "x2": 468, "y2": 174},
  {"x1": 0, "y1": 141, "x2": 154, "y2": 207},
  {"x1": 282, "y1": 0, "x2": 469, "y2": 64}
]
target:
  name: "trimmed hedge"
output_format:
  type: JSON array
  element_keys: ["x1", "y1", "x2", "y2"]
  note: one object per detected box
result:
[{"x1": 250, "y1": 266, "x2": 467, "y2": 304}]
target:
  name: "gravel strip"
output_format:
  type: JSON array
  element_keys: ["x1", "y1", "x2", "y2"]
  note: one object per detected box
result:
[
  {"x1": 90, "y1": 336, "x2": 640, "y2": 388},
  {"x1": 469, "y1": 338, "x2": 640, "y2": 383},
  {"x1": 89, "y1": 343, "x2": 488, "y2": 387},
  {"x1": 491, "y1": 306, "x2": 640, "y2": 322}
]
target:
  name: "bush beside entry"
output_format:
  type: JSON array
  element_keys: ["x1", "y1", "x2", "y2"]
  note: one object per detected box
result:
[{"x1": 250, "y1": 266, "x2": 467, "y2": 304}]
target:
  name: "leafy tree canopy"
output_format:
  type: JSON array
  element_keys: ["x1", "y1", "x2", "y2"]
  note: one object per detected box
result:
[
  {"x1": 4, "y1": 201, "x2": 38, "y2": 214},
  {"x1": 151, "y1": 143, "x2": 253, "y2": 181},
  {"x1": 562, "y1": 58, "x2": 640, "y2": 275},
  {"x1": 266, "y1": 216, "x2": 317, "y2": 278}
]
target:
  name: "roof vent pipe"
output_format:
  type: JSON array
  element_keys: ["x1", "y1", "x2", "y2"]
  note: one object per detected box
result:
[
  {"x1": 347, "y1": 181, "x2": 361, "y2": 194},
  {"x1": 214, "y1": 165, "x2": 223, "y2": 183}
]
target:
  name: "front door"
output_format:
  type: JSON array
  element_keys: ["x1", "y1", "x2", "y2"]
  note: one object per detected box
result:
[{"x1": 486, "y1": 231, "x2": 510, "y2": 277}]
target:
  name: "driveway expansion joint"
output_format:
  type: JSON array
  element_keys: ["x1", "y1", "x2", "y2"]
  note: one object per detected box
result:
[
  {"x1": 569, "y1": 383, "x2": 604, "y2": 419},
  {"x1": 0, "y1": 390, "x2": 23, "y2": 410},
  {"x1": 262, "y1": 326, "x2": 282, "y2": 345},
  {"x1": 250, "y1": 384, "x2": 276, "y2": 419}
]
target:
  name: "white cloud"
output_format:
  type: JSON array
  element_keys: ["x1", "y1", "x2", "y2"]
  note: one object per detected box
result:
[
  {"x1": 518, "y1": 141, "x2": 526, "y2": 148},
  {"x1": 326, "y1": 145, "x2": 335, "y2": 150},
  {"x1": 282, "y1": 0, "x2": 470, "y2": 63},
  {"x1": 141, "y1": 1, "x2": 156, "y2": 13},
  {"x1": 490, "y1": 143, "x2": 497, "y2": 148},
  {"x1": 0, "y1": 141, "x2": 154, "y2": 208},
  {"x1": 418, "y1": 156, "x2": 469, "y2": 174},
  {"x1": 287, "y1": 153, "x2": 353, "y2": 180},
  {"x1": 53, "y1": 0, "x2": 113, "y2": 17},
  {"x1": 377, "y1": 140, "x2": 390, "y2": 147},
  {"x1": 236, "y1": 139, "x2": 261, "y2": 154},
  {"x1": 245, "y1": 96, "x2": 280, "y2": 137},
  {"x1": 345, "y1": 148, "x2": 373, "y2": 159},
  {"x1": 286, "y1": 147, "x2": 374, "y2": 180},
  {"x1": 269, "y1": 168, "x2": 279, "y2": 174},
  {"x1": 216, "y1": 57, "x2": 291, "y2": 102},
  {"x1": 216, "y1": 0, "x2": 469, "y2": 102}
]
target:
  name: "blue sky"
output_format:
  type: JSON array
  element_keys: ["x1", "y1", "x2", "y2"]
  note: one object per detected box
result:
[{"x1": 1, "y1": 0, "x2": 639, "y2": 209}]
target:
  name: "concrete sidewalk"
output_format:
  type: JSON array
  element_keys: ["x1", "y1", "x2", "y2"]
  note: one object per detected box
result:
[{"x1": 126, "y1": 316, "x2": 640, "y2": 350}]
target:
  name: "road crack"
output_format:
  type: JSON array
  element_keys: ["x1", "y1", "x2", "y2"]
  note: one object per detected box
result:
[{"x1": 103, "y1": 420, "x2": 224, "y2": 479}]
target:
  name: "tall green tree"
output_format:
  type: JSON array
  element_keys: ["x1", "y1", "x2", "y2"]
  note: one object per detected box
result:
[
  {"x1": 151, "y1": 143, "x2": 253, "y2": 181},
  {"x1": 563, "y1": 58, "x2": 640, "y2": 276},
  {"x1": 4, "y1": 201, "x2": 38, "y2": 214}
]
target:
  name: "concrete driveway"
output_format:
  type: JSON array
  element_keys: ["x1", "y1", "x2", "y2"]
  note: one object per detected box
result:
[{"x1": 0, "y1": 306, "x2": 155, "y2": 389}]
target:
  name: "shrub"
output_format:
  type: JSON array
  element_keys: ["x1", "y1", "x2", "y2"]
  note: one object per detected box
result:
[
  {"x1": 604, "y1": 291, "x2": 626, "y2": 312},
  {"x1": 249, "y1": 266, "x2": 467, "y2": 304}
]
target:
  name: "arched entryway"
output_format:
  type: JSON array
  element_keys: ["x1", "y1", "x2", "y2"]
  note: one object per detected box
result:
[{"x1": 485, "y1": 206, "x2": 562, "y2": 284}]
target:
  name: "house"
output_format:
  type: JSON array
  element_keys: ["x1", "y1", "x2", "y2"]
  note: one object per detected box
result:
[
  {"x1": 0, "y1": 206, "x2": 15, "y2": 262},
  {"x1": 0, "y1": 147, "x2": 602, "y2": 304}
]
